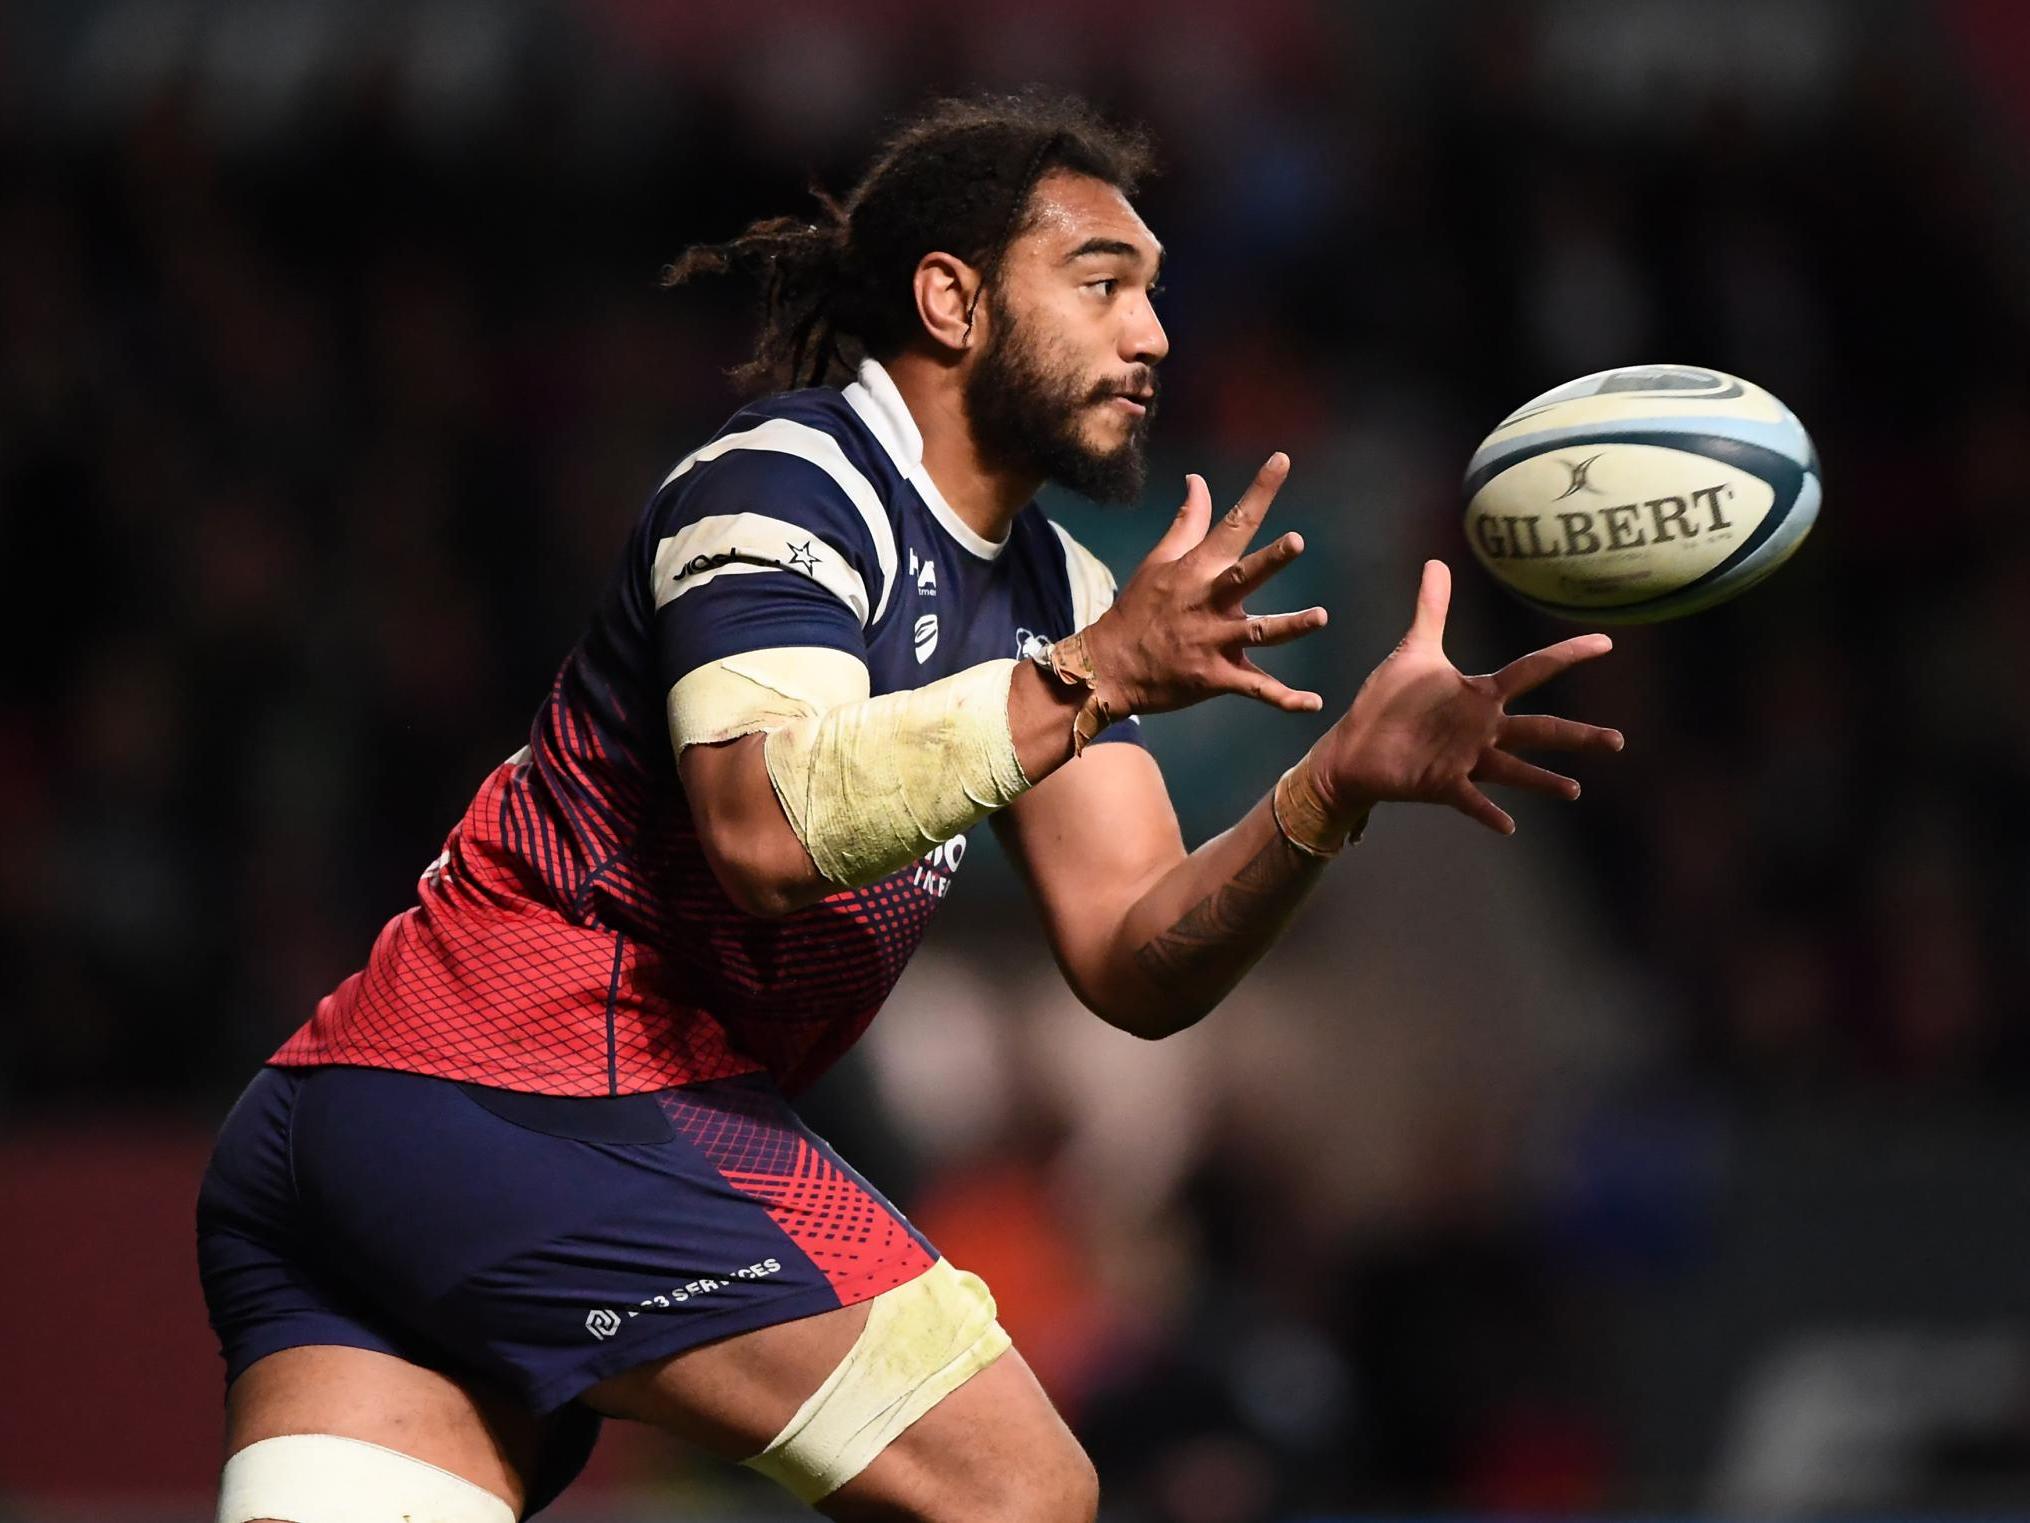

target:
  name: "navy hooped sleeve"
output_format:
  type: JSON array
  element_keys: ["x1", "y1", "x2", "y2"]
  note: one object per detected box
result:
[{"x1": 645, "y1": 426, "x2": 898, "y2": 689}]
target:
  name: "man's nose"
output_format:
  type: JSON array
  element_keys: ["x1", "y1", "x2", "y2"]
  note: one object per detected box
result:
[{"x1": 1124, "y1": 297, "x2": 1168, "y2": 367}]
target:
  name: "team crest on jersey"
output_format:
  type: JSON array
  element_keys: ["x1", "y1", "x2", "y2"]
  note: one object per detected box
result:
[
  {"x1": 911, "y1": 834, "x2": 967, "y2": 898},
  {"x1": 913, "y1": 613, "x2": 939, "y2": 663}
]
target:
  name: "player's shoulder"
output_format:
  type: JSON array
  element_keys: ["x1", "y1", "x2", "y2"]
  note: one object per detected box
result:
[
  {"x1": 727, "y1": 382, "x2": 905, "y2": 497},
  {"x1": 1008, "y1": 507, "x2": 1122, "y2": 628},
  {"x1": 647, "y1": 375, "x2": 909, "y2": 608},
  {"x1": 665, "y1": 380, "x2": 900, "y2": 513}
]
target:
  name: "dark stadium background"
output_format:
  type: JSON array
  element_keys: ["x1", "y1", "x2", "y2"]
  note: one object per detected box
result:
[{"x1": 8, "y1": 1, "x2": 2030, "y2": 1518}]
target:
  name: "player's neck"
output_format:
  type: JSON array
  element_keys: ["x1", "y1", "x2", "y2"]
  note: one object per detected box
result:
[{"x1": 885, "y1": 353, "x2": 1040, "y2": 542}]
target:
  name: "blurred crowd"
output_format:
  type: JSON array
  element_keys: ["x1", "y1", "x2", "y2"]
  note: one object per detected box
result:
[{"x1": 7, "y1": 0, "x2": 2030, "y2": 1515}]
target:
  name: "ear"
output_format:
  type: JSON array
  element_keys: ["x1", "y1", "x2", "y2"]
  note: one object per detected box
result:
[{"x1": 912, "y1": 252, "x2": 983, "y2": 356}]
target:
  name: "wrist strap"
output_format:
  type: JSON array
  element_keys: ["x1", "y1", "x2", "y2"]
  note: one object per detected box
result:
[
  {"x1": 1030, "y1": 631, "x2": 1117, "y2": 756},
  {"x1": 1273, "y1": 759, "x2": 1369, "y2": 859}
]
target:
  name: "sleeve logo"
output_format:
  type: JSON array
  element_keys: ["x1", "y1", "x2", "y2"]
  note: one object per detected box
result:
[{"x1": 653, "y1": 513, "x2": 871, "y2": 624}]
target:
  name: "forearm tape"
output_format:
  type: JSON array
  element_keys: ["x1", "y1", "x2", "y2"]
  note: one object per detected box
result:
[{"x1": 763, "y1": 658, "x2": 1032, "y2": 887}]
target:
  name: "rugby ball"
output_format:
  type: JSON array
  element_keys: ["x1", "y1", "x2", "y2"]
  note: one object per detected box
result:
[{"x1": 1463, "y1": 364, "x2": 1819, "y2": 622}]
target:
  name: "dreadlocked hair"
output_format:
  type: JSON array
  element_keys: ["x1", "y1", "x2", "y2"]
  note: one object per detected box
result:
[{"x1": 664, "y1": 89, "x2": 1156, "y2": 396}]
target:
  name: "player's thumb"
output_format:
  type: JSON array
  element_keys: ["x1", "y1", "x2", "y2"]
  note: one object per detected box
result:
[
  {"x1": 1147, "y1": 474, "x2": 1212, "y2": 564},
  {"x1": 1406, "y1": 559, "x2": 1452, "y2": 647}
]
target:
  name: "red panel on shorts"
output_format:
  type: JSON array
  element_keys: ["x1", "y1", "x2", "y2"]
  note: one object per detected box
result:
[{"x1": 659, "y1": 1085, "x2": 935, "y2": 1304}]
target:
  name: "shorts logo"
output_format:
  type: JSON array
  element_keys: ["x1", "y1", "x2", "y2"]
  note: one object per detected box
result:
[
  {"x1": 584, "y1": 1260, "x2": 786, "y2": 1337},
  {"x1": 913, "y1": 613, "x2": 939, "y2": 664}
]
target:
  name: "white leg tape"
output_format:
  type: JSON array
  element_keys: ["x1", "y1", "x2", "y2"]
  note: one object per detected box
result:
[
  {"x1": 217, "y1": 1433, "x2": 517, "y2": 1523},
  {"x1": 744, "y1": 1257, "x2": 1013, "y2": 1504}
]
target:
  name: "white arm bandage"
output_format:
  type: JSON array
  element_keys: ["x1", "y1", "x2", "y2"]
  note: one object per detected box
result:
[
  {"x1": 763, "y1": 658, "x2": 1031, "y2": 887},
  {"x1": 668, "y1": 645, "x2": 873, "y2": 749},
  {"x1": 667, "y1": 648, "x2": 1033, "y2": 890}
]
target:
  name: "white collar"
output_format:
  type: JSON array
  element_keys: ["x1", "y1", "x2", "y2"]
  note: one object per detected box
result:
[{"x1": 843, "y1": 357, "x2": 1009, "y2": 561}]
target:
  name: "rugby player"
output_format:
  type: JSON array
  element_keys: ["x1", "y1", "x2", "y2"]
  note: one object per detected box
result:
[{"x1": 197, "y1": 92, "x2": 1624, "y2": 1522}]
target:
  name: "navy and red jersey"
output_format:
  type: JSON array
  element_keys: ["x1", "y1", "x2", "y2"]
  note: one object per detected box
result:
[{"x1": 272, "y1": 360, "x2": 1142, "y2": 1097}]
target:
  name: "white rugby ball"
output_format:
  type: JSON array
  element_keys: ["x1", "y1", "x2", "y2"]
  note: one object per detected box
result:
[{"x1": 1463, "y1": 364, "x2": 1820, "y2": 622}]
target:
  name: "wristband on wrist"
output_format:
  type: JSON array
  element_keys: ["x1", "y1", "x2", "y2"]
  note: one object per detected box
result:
[
  {"x1": 1027, "y1": 630, "x2": 1118, "y2": 756},
  {"x1": 1272, "y1": 758, "x2": 1369, "y2": 859}
]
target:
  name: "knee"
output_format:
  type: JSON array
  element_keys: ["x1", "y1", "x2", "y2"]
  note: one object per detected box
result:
[
  {"x1": 830, "y1": 1435, "x2": 1098, "y2": 1523},
  {"x1": 1048, "y1": 1444, "x2": 1101, "y2": 1523},
  {"x1": 956, "y1": 1439, "x2": 1099, "y2": 1523}
]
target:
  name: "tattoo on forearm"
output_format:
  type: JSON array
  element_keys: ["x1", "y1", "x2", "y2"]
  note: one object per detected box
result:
[{"x1": 1132, "y1": 834, "x2": 1322, "y2": 995}]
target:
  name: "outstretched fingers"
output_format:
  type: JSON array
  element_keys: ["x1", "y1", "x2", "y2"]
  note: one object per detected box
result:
[
  {"x1": 1448, "y1": 778, "x2": 1515, "y2": 836},
  {"x1": 1200, "y1": 452, "x2": 1291, "y2": 558},
  {"x1": 1491, "y1": 633, "x2": 1614, "y2": 700},
  {"x1": 1148, "y1": 474, "x2": 1214, "y2": 564},
  {"x1": 1502, "y1": 713, "x2": 1626, "y2": 754},
  {"x1": 1231, "y1": 654, "x2": 1324, "y2": 713},
  {"x1": 1240, "y1": 606, "x2": 1328, "y2": 648},
  {"x1": 1473, "y1": 747, "x2": 1582, "y2": 801},
  {"x1": 1222, "y1": 531, "x2": 1307, "y2": 604}
]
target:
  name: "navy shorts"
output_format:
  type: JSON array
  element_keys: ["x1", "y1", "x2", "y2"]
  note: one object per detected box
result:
[{"x1": 197, "y1": 1064, "x2": 938, "y2": 1512}]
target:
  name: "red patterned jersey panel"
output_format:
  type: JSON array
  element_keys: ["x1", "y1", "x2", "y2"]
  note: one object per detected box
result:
[
  {"x1": 270, "y1": 372, "x2": 1100, "y2": 1098},
  {"x1": 272, "y1": 727, "x2": 943, "y2": 1096}
]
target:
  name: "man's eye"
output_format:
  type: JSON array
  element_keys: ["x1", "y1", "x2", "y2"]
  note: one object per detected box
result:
[{"x1": 1088, "y1": 278, "x2": 1118, "y2": 297}]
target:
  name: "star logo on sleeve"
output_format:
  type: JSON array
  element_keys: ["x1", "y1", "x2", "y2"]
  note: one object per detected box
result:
[{"x1": 785, "y1": 540, "x2": 819, "y2": 575}]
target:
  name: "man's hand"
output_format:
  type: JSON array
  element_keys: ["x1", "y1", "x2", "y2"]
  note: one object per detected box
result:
[
  {"x1": 1081, "y1": 453, "x2": 1328, "y2": 718},
  {"x1": 1310, "y1": 559, "x2": 1625, "y2": 835}
]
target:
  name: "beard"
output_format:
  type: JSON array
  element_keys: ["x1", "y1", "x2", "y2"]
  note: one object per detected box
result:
[{"x1": 962, "y1": 290, "x2": 1156, "y2": 505}]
